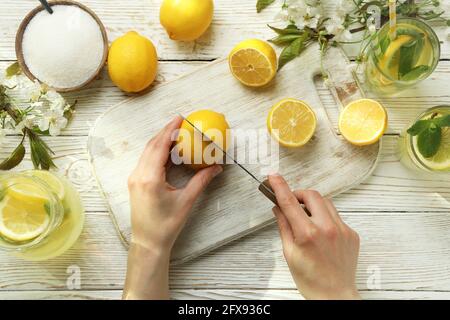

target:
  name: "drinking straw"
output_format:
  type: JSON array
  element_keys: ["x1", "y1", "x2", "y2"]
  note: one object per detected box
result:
[
  {"x1": 39, "y1": 0, "x2": 53, "y2": 14},
  {"x1": 388, "y1": 0, "x2": 397, "y2": 40}
]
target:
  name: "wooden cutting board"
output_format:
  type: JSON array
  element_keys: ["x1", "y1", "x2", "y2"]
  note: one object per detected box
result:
[{"x1": 88, "y1": 43, "x2": 380, "y2": 264}]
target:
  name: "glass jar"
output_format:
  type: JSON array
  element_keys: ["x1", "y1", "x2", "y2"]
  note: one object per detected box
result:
[
  {"x1": 0, "y1": 170, "x2": 84, "y2": 260},
  {"x1": 365, "y1": 18, "x2": 441, "y2": 96},
  {"x1": 397, "y1": 106, "x2": 450, "y2": 173}
]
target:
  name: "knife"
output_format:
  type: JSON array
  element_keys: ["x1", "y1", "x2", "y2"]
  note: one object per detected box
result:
[{"x1": 178, "y1": 114, "x2": 306, "y2": 210}]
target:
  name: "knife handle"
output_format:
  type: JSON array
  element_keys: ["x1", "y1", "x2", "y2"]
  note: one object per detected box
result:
[{"x1": 259, "y1": 179, "x2": 311, "y2": 217}]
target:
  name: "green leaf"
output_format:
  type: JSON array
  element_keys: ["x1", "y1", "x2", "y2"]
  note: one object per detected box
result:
[
  {"x1": 433, "y1": 114, "x2": 450, "y2": 128},
  {"x1": 5, "y1": 62, "x2": 21, "y2": 78},
  {"x1": 398, "y1": 36, "x2": 423, "y2": 78},
  {"x1": 407, "y1": 119, "x2": 431, "y2": 136},
  {"x1": 0, "y1": 142, "x2": 25, "y2": 170},
  {"x1": 256, "y1": 0, "x2": 275, "y2": 13},
  {"x1": 417, "y1": 124, "x2": 442, "y2": 158},
  {"x1": 268, "y1": 24, "x2": 302, "y2": 35},
  {"x1": 269, "y1": 34, "x2": 302, "y2": 46},
  {"x1": 278, "y1": 33, "x2": 309, "y2": 69},
  {"x1": 447, "y1": 20, "x2": 450, "y2": 27},
  {"x1": 28, "y1": 130, "x2": 56, "y2": 170},
  {"x1": 400, "y1": 65, "x2": 430, "y2": 81}
]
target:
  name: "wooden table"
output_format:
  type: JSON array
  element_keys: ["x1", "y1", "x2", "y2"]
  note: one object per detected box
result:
[{"x1": 1, "y1": 0, "x2": 449, "y2": 300}]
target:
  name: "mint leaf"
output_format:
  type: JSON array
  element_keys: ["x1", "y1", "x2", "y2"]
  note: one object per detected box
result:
[
  {"x1": 433, "y1": 114, "x2": 450, "y2": 127},
  {"x1": 257, "y1": 0, "x2": 275, "y2": 13},
  {"x1": 407, "y1": 119, "x2": 431, "y2": 136},
  {"x1": 6, "y1": 62, "x2": 20, "y2": 78},
  {"x1": 400, "y1": 65, "x2": 430, "y2": 81},
  {"x1": 399, "y1": 35, "x2": 423, "y2": 78},
  {"x1": 278, "y1": 33, "x2": 309, "y2": 69},
  {"x1": 417, "y1": 124, "x2": 441, "y2": 158}
]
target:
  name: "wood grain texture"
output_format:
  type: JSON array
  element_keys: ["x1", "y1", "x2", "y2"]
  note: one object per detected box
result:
[
  {"x1": 0, "y1": 0, "x2": 449, "y2": 61},
  {"x1": 1, "y1": 289, "x2": 450, "y2": 300},
  {"x1": 3, "y1": 61, "x2": 450, "y2": 137},
  {"x1": 88, "y1": 44, "x2": 380, "y2": 263},
  {"x1": 1, "y1": 213, "x2": 450, "y2": 292},
  {"x1": 0, "y1": 0, "x2": 449, "y2": 300},
  {"x1": 1, "y1": 136, "x2": 448, "y2": 213}
]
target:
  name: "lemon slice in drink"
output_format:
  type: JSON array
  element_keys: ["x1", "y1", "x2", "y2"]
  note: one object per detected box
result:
[
  {"x1": 5, "y1": 177, "x2": 50, "y2": 204},
  {"x1": 0, "y1": 196, "x2": 50, "y2": 242},
  {"x1": 339, "y1": 99, "x2": 387, "y2": 146},
  {"x1": 267, "y1": 99, "x2": 317, "y2": 148},
  {"x1": 25, "y1": 170, "x2": 65, "y2": 201},
  {"x1": 378, "y1": 35, "x2": 413, "y2": 79},
  {"x1": 229, "y1": 39, "x2": 277, "y2": 87},
  {"x1": 414, "y1": 127, "x2": 450, "y2": 171}
]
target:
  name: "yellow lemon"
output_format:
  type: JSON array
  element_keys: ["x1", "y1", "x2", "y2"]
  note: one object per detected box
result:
[
  {"x1": 176, "y1": 110, "x2": 230, "y2": 170},
  {"x1": 339, "y1": 99, "x2": 388, "y2": 146},
  {"x1": 24, "y1": 170, "x2": 65, "y2": 201},
  {"x1": 0, "y1": 195, "x2": 50, "y2": 242},
  {"x1": 229, "y1": 39, "x2": 277, "y2": 87},
  {"x1": 160, "y1": 0, "x2": 214, "y2": 41},
  {"x1": 108, "y1": 31, "x2": 158, "y2": 93},
  {"x1": 267, "y1": 99, "x2": 317, "y2": 148}
]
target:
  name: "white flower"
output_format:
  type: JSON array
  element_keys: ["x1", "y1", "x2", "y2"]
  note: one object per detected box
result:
[
  {"x1": 336, "y1": 0, "x2": 355, "y2": 16},
  {"x1": 38, "y1": 108, "x2": 68, "y2": 136},
  {"x1": 15, "y1": 114, "x2": 36, "y2": 133},
  {"x1": 368, "y1": 23, "x2": 377, "y2": 34},
  {"x1": 325, "y1": 15, "x2": 346, "y2": 35},
  {"x1": 26, "y1": 80, "x2": 43, "y2": 102}
]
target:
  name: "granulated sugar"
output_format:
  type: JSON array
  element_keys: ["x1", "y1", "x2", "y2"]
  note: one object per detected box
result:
[{"x1": 22, "y1": 5, "x2": 104, "y2": 89}]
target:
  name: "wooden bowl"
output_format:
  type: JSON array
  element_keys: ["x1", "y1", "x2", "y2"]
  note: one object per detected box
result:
[{"x1": 15, "y1": 0, "x2": 108, "y2": 93}]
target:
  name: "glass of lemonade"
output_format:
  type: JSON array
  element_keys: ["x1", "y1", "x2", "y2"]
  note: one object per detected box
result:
[
  {"x1": 398, "y1": 106, "x2": 450, "y2": 173},
  {"x1": 0, "y1": 170, "x2": 84, "y2": 261},
  {"x1": 365, "y1": 18, "x2": 440, "y2": 95}
]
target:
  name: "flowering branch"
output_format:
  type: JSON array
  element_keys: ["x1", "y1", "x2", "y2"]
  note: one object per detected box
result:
[
  {"x1": 0, "y1": 63, "x2": 75, "y2": 170},
  {"x1": 257, "y1": 0, "x2": 449, "y2": 69}
]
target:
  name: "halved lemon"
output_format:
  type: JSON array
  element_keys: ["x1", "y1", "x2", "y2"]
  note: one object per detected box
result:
[
  {"x1": 339, "y1": 99, "x2": 387, "y2": 146},
  {"x1": 267, "y1": 99, "x2": 317, "y2": 148},
  {"x1": 0, "y1": 195, "x2": 50, "y2": 242},
  {"x1": 228, "y1": 39, "x2": 277, "y2": 87},
  {"x1": 25, "y1": 170, "x2": 65, "y2": 201}
]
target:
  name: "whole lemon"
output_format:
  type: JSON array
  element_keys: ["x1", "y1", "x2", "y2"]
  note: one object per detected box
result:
[
  {"x1": 160, "y1": 0, "x2": 214, "y2": 41},
  {"x1": 176, "y1": 110, "x2": 230, "y2": 170},
  {"x1": 108, "y1": 31, "x2": 158, "y2": 93}
]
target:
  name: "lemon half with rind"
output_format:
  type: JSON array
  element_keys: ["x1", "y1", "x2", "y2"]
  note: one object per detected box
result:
[
  {"x1": 267, "y1": 99, "x2": 317, "y2": 148},
  {"x1": 339, "y1": 99, "x2": 388, "y2": 146},
  {"x1": 229, "y1": 39, "x2": 277, "y2": 87}
]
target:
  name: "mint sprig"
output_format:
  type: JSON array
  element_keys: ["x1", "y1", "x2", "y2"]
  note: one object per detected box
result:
[{"x1": 407, "y1": 113, "x2": 450, "y2": 158}]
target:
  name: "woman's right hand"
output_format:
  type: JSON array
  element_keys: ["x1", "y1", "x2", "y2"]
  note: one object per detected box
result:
[{"x1": 268, "y1": 174, "x2": 361, "y2": 300}]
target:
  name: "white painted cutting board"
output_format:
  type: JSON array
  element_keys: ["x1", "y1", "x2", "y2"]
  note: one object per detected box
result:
[{"x1": 88, "y1": 43, "x2": 380, "y2": 264}]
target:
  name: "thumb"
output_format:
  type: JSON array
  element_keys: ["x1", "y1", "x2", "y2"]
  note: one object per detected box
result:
[{"x1": 182, "y1": 165, "x2": 223, "y2": 204}]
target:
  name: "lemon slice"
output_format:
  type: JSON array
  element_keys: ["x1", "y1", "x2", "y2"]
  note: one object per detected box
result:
[
  {"x1": 267, "y1": 98, "x2": 317, "y2": 148},
  {"x1": 25, "y1": 170, "x2": 65, "y2": 201},
  {"x1": 339, "y1": 99, "x2": 388, "y2": 146},
  {"x1": 0, "y1": 196, "x2": 50, "y2": 242},
  {"x1": 379, "y1": 35, "x2": 413, "y2": 73},
  {"x1": 414, "y1": 127, "x2": 450, "y2": 171},
  {"x1": 229, "y1": 39, "x2": 277, "y2": 87},
  {"x1": 5, "y1": 176, "x2": 50, "y2": 204}
]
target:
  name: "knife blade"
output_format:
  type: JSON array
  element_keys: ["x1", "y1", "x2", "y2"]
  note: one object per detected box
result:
[{"x1": 178, "y1": 114, "x2": 280, "y2": 206}]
